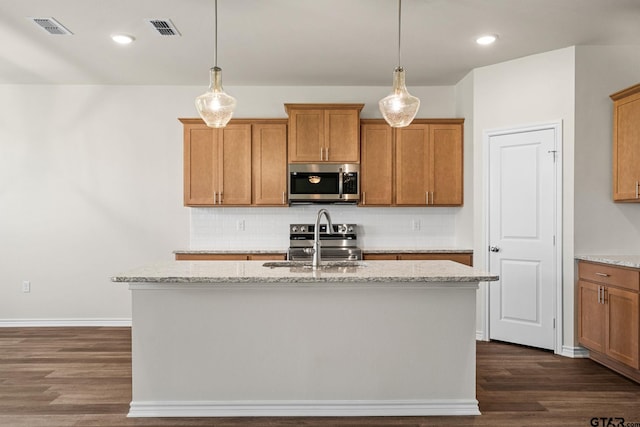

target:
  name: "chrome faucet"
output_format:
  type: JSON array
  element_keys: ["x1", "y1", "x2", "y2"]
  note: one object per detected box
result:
[{"x1": 310, "y1": 208, "x2": 333, "y2": 270}]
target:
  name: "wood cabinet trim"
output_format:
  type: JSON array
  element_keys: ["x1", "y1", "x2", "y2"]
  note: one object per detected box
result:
[
  {"x1": 284, "y1": 103, "x2": 364, "y2": 114},
  {"x1": 610, "y1": 83, "x2": 640, "y2": 101}
]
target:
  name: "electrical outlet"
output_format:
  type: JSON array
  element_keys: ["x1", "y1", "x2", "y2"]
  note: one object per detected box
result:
[
  {"x1": 22, "y1": 281, "x2": 31, "y2": 293},
  {"x1": 412, "y1": 219, "x2": 421, "y2": 231},
  {"x1": 236, "y1": 220, "x2": 245, "y2": 231}
]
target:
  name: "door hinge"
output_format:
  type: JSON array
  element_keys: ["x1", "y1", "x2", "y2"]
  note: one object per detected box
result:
[
  {"x1": 553, "y1": 235, "x2": 556, "y2": 245},
  {"x1": 553, "y1": 318, "x2": 556, "y2": 329},
  {"x1": 548, "y1": 150, "x2": 558, "y2": 162}
]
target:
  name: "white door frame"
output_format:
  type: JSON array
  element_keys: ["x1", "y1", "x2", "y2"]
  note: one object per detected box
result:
[{"x1": 482, "y1": 121, "x2": 563, "y2": 354}]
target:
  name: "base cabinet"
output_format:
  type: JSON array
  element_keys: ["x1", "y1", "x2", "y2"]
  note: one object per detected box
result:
[
  {"x1": 363, "y1": 252, "x2": 472, "y2": 266},
  {"x1": 577, "y1": 261, "x2": 640, "y2": 382}
]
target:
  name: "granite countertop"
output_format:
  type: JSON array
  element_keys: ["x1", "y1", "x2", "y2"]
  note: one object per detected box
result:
[
  {"x1": 363, "y1": 248, "x2": 473, "y2": 254},
  {"x1": 575, "y1": 255, "x2": 640, "y2": 269},
  {"x1": 174, "y1": 249, "x2": 286, "y2": 254},
  {"x1": 174, "y1": 248, "x2": 473, "y2": 255},
  {"x1": 112, "y1": 260, "x2": 498, "y2": 285}
]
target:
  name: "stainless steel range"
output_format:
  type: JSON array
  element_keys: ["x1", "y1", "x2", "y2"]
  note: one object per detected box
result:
[{"x1": 288, "y1": 223, "x2": 362, "y2": 261}]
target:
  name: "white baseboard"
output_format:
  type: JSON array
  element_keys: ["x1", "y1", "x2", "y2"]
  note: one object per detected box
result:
[
  {"x1": 128, "y1": 399, "x2": 481, "y2": 418},
  {"x1": 560, "y1": 345, "x2": 590, "y2": 358},
  {"x1": 476, "y1": 330, "x2": 488, "y2": 341},
  {"x1": 0, "y1": 318, "x2": 131, "y2": 327}
]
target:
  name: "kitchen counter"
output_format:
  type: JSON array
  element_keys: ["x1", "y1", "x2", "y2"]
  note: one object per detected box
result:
[
  {"x1": 115, "y1": 260, "x2": 496, "y2": 418},
  {"x1": 174, "y1": 248, "x2": 473, "y2": 255},
  {"x1": 174, "y1": 249, "x2": 286, "y2": 255},
  {"x1": 575, "y1": 255, "x2": 640, "y2": 269},
  {"x1": 364, "y1": 248, "x2": 473, "y2": 254},
  {"x1": 112, "y1": 259, "x2": 496, "y2": 285}
]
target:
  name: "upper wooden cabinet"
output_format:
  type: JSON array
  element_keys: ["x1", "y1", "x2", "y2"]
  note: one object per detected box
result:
[
  {"x1": 252, "y1": 121, "x2": 288, "y2": 206},
  {"x1": 360, "y1": 122, "x2": 393, "y2": 205},
  {"x1": 180, "y1": 119, "x2": 287, "y2": 207},
  {"x1": 360, "y1": 119, "x2": 464, "y2": 207},
  {"x1": 285, "y1": 103, "x2": 364, "y2": 163},
  {"x1": 611, "y1": 83, "x2": 640, "y2": 202}
]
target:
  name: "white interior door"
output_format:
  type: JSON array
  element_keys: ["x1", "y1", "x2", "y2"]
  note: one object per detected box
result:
[{"x1": 488, "y1": 126, "x2": 558, "y2": 351}]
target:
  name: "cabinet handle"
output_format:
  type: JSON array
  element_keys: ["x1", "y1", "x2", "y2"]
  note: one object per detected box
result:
[
  {"x1": 219, "y1": 192, "x2": 223, "y2": 204},
  {"x1": 362, "y1": 192, "x2": 366, "y2": 205},
  {"x1": 595, "y1": 272, "x2": 610, "y2": 277},
  {"x1": 426, "y1": 192, "x2": 429, "y2": 205},
  {"x1": 282, "y1": 192, "x2": 286, "y2": 205},
  {"x1": 320, "y1": 147, "x2": 324, "y2": 161},
  {"x1": 430, "y1": 191, "x2": 434, "y2": 205},
  {"x1": 325, "y1": 147, "x2": 329, "y2": 161},
  {"x1": 636, "y1": 181, "x2": 639, "y2": 199},
  {"x1": 598, "y1": 286, "x2": 602, "y2": 304},
  {"x1": 213, "y1": 191, "x2": 217, "y2": 205},
  {"x1": 602, "y1": 288, "x2": 608, "y2": 304}
]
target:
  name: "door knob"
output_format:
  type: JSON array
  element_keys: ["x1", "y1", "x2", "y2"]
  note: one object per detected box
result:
[{"x1": 489, "y1": 246, "x2": 501, "y2": 253}]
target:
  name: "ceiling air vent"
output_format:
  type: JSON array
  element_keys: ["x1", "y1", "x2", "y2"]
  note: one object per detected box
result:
[
  {"x1": 146, "y1": 19, "x2": 181, "y2": 36},
  {"x1": 29, "y1": 17, "x2": 73, "y2": 35}
]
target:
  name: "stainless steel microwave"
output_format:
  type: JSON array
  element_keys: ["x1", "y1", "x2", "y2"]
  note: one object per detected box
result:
[{"x1": 288, "y1": 163, "x2": 360, "y2": 204}]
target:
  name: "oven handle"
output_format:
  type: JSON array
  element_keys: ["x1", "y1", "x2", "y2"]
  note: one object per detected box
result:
[{"x1": 338, "y1": 167, "x2": 344, "y2": 199}]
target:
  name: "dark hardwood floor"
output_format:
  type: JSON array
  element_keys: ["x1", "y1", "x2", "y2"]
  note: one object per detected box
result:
[{"x1": 1, "y1": 327, "x2": 640, "y2": 427}]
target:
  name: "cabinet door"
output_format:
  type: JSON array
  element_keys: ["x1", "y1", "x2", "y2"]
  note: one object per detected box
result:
[
  {"x1": 605, "y1": 286, "x2": 639, "y2": 368},
  {"x1": 360, "y1": 123, "x2": 393, "y2": 205},
  {"x1": 253, "y1": 123, "x2": 287, "y2": 206},
  {"x1": 325, "y1": 109, "x2": 360, "y2": 162},
  {"x1": 395, "y1": 124, "x2": 429, "y2": 205},
  {"x1": 613, "y1": 92, "x2": 640, "y2": 201},
  {"x1": 578, "y1": 280, "x2": 605, "y2": 353},
  {"x1": 220, "y1": 124, "x2": 252, "y2": 205},
  {"x1": 288, "y1": 109, "x2": 324, "y2": 162},
  {"x1": 430, "y1": 124, "x2": 463, "y2": 206},
  {"x1": 184, "y1": 126, "x2": 220, "y2": 206}
]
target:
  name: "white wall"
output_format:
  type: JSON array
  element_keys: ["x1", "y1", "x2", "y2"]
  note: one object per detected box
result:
[
  {"x1": 574, "y1": 46, "x2": 640, "y2": 254},
  {"x1": 0, "y1": 85, "x2": 194, "y2": 324},
  {"x1": 471, "y1": 47, "x2": 576, "y2": 349},
  {"x1": 1, "y1": 83, "x2": 466, "y2": 324}
]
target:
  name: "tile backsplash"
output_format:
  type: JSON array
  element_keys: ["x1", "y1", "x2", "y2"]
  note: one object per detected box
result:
[{"x1": 190, "y1": 205, "x2": 458, "y2": 250}]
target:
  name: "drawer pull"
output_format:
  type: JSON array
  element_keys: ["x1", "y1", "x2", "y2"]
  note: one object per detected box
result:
[{"x1": 595, "y1": 272, "x2": 610, "y2": 277}]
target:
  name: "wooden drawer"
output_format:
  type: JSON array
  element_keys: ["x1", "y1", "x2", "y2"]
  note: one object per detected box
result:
[
  {"x1": 579, "y1": 262, "x2": 640, "y2": 292},
  {"x1": 363, "y1": 254, "x2": 399, "y2": 260},
  {"x1": 398, "y1": 253, "x2": 473, "y2": 266}
]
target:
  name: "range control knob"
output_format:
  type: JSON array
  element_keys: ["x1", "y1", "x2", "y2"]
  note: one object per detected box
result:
[
  {"x1": 291, "y1": 226, "x2": 298, "y2": 233},
  {"x1": 300, "y1": 226, "x2": 306, "y2": 233},
  {"x1": 348, "y1": 226, "x2": 354, "y2": 233},
  {"x1": 337, "y1": 225, "x2": 345, "y2": 233}
]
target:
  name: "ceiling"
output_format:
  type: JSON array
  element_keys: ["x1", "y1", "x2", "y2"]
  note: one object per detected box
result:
[{"x1": 2, "y1": 0, "x2": 640, "y2": 87}]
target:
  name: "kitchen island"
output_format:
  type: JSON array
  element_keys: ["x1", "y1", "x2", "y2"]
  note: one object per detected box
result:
[{"x1": 112, "y1": 260, "x2": 498, "y2": 418}]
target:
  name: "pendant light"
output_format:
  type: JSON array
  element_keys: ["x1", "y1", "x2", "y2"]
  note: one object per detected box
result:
[
  {"x1": 378, "y1": 0, "x2": 420, "y2": 128},
  {"x1": 195, "y1": 0, "x2": 236, "y2": 128}
]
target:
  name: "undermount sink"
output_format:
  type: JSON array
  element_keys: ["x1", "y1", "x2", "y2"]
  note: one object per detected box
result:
[{"x1": 262, "y1": 261, "x2": 367, "y2": 272}]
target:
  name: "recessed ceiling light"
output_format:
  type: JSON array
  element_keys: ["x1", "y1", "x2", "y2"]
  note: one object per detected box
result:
[
  {"x1": 476, "y1": 34, "x2": 498, "y2": 45},
  {"x1": 112, "y1": 34, "x2": 135, "y2": 45}
]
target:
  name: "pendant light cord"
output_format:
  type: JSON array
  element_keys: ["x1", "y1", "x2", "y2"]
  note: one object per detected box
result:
[
  {"x1": 397, "y1": 0, "x2": 402, "y2": 68},
  {"x1": 214, "y1": 0, "x2": 218, "y2": 68}
]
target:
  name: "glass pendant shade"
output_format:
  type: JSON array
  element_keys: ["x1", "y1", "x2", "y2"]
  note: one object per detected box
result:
[
  {"x1": 379, "y1": 67, "x2": 420, "y2": 128},
  {"x1": 195, "y1": 67, "x2": 237, "y2": 128}
]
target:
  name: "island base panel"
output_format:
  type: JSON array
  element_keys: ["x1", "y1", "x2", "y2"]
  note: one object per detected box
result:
[{"x1": 129, "y1": 284, "x2": 479, "y2": 417}]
